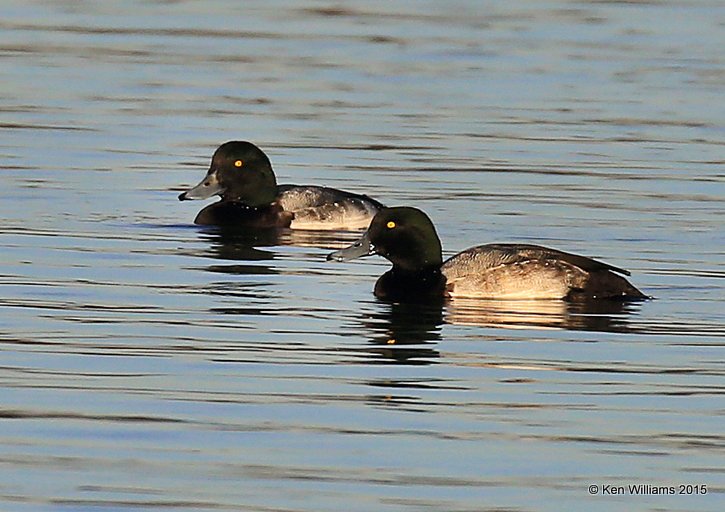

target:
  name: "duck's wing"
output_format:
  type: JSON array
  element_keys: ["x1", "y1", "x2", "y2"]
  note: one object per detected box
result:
[
  {"x1": 443, "y1": 243, "x2": 631, "y2": 277},
  {"x1": 441, "y1": 244, "x2": 644, "y2": 300},
  {"x1": 441, "y1": 245, "x2": 583, "y2": 299},
  {"x1": 276, "y1": 185, "x2": 383, "y2": 230},
  {"x1": 278, "y1": 185, "x2": 384, "y2": 208}
]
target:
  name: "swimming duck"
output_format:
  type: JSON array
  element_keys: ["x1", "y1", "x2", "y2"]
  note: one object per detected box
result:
[
  {"x1": 327, "y1": 207, "x2": 647, "y2": 301},
  {"x1": 178, "y1": 141, "x2": 384, "y2": 229}
]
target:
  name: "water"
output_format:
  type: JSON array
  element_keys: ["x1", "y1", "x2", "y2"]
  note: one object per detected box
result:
[{"x1": 1, "y1": 1, "x2": 723, "y2": 510}]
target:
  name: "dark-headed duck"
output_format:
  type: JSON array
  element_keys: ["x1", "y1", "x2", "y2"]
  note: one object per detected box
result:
[
  {"x1": 328, "y1": 207, "x2": 647, "y2": 302},
  {"x1": 179, "y1": 141, "x2": 384, "y2": 229}
]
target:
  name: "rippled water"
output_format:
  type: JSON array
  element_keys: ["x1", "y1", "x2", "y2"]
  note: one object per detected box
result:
[{"x1": 1, "y1": 1, "x2": 723, "y2": 511}]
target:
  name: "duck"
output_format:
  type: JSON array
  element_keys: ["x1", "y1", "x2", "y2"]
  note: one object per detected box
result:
[
  {"x1": 178, "y1": 141, "x2": 384, "y2": 229},
  {"x1": 327, "y1": 206, "x2": 647, "y2": 302}
]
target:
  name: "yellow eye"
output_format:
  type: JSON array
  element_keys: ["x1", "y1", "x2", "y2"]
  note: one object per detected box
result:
[
  {"x1": 234, "y1": 160, "x2": 243, "y2": 167},
  {"x1": 386, "y1": 221, "x2": 396, "y2": 229}
]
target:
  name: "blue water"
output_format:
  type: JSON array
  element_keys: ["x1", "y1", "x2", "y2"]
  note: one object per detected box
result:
[{"x1": 1, "y1": 1, "x2": 723, "y2": 511}]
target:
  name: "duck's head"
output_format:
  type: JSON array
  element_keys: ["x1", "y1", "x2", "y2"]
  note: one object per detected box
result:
[
  {"x1": 178, "y1": 141, "x2": 277, "y2": 206},
  {"x1": 328, "y1": 207, "x2": 443, "y2": 271}
]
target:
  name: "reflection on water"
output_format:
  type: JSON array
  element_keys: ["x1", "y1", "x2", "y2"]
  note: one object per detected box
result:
[
  {"x1": 446, "y1": 297, "x2": 644, "y2": 333},
  {"x1": 200, "y1": 224, "x2": 365, "y2": 251},
  {"x1": 360, "y1": 302, "x2": 444, "y2": 364},
  {"x1": 2, "y1": 0, "x2": 724, "y2": 511}
]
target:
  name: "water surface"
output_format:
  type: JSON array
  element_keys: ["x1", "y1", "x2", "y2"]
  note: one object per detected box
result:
[{"x1": 1, "y1": 1, "x2": 723, "y2": 511}]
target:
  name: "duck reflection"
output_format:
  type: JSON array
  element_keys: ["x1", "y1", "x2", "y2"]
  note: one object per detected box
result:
[
  {"x1": 201, "y1": 224, "x2": 364, "y2": 249},
  {"x1": 197, "y1": 225, "x2": 363, "y2": 275},
  {"x1": 361, "y1": 296, "x2": 642, "y2": 365},
  {"x1": 445, "y1": 297, "x2": 642, "y2": 332},
  {"x1": 361, "y1": 301, "x2": 444, "y2": 364},
  {"x1": 197, "y1": 225, "x2": 278, "y2": 275}
]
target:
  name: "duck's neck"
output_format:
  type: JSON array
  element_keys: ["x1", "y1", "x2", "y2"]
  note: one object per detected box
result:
[
  {"x1": 374, "y1": 265, "x2": 446, "y2": 301},
  {"x1": 222, "y1": 186, "x2": 277, "y2": 207},
  {"x1": 391, "y1": 263, "x2": 442, "y2": 276},
  {"x1": 383, "y1": 239, "x2": 443, "y2": 272}
]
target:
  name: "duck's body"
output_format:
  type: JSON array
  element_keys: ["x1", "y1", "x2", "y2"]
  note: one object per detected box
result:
[
  {"x1": 179, "y1": 141, "x2": 383, "y2": 229},
  {"x1": 277, "y1": 185, "x2": 382, "y2": 230},
  {"x1": 328, "y1": 207, "x2": 647, "y2": 302},
  {"x1": 441, "y1": 243, "x2": 644, "y2": 300},
  {"x1": 192, "y1": 185, "x2": 382, "y2": 229}
]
